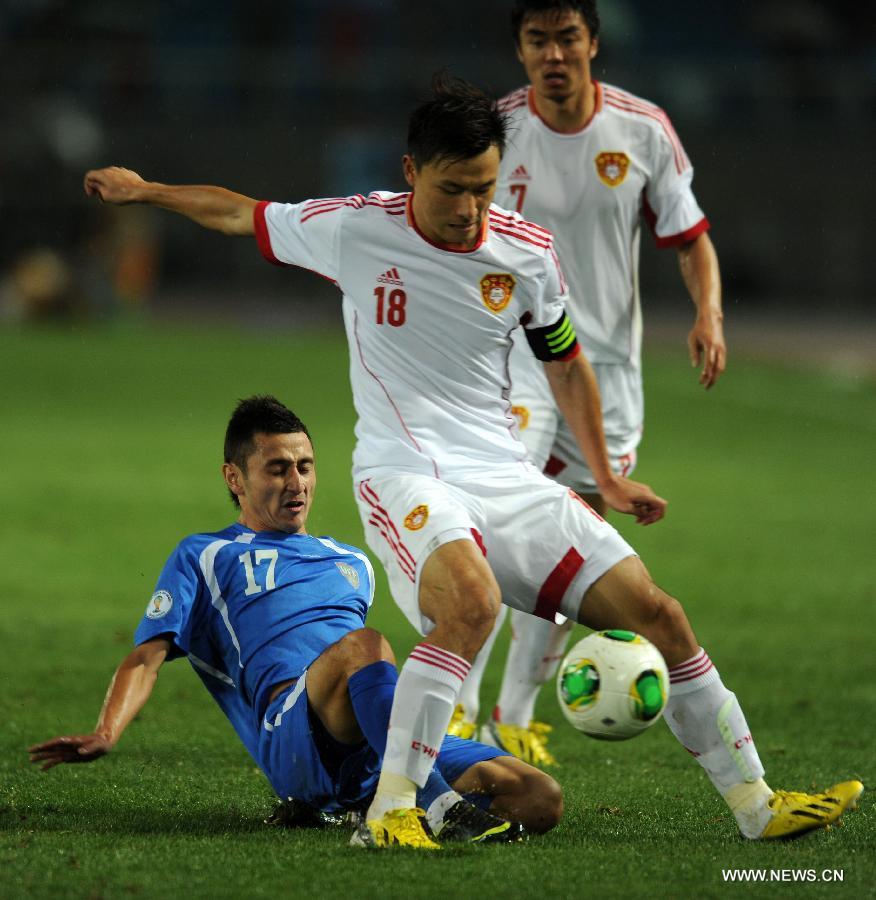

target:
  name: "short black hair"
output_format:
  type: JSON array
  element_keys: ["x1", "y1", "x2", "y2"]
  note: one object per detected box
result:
[
  {"x1": 511, "y1": 0, "x2": 600, "y2": 44},
  {"x1": 407, "y1": 72, "x2": 508, "y2": 169},
  {"x1": 223, "y1": 395, "x2": 311, "y2": 507}
]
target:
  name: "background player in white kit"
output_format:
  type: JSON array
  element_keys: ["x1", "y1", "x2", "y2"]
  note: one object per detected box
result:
[
  {"x1": 82, "y1": 75, "x2": 861, "y2": 845},
  {"x1": 450, "y1": 0, "x2": 729, "y2": 765}
]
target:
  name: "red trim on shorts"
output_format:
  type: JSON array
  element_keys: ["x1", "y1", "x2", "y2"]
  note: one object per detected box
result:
[
  {"x1": 533, "y1": 548, "x2": 584, "y2": 621},
  {"x1": 544, "y1": 455, "x2": 567, "y2": 477},
  {"x1": 470, "y1": 528, "x2": 487, "y2": 557}
]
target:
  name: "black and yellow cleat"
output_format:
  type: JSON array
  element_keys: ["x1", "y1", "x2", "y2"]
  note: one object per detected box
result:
[
  {"x1": 436, "y1": 800, "x2": 527, "y2": 844},
  {"x1": 760, "y1": 781, "x2": 864, "y2": 839}
]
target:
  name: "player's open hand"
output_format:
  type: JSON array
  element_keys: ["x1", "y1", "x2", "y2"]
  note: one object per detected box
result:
[
  {"x1": 83, "y1": 166, "x2": 146, "y2": 205},
  {"x1": 28, "y1": 733, "x2": 113, "y2": 771},
  {"x1": 599, "y1": 477, "x2": 667, "y2": 525},
  {"x1": 688, "y1": 312, "x2": 727, "y2": 389}
]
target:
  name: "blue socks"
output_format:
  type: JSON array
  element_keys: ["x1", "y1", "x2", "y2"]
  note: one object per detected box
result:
[{"x1": 347, "y1": 659, "x2": 459, "y2": 812}]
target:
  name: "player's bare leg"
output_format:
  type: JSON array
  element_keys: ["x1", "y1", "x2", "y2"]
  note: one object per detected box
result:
[
  {"x1": 451, "y1": 756, "x2": 563, "y2": 835},
  {"x1": 365, "y1": 538, "x2": 501, "y2": 839},
  {"x1": 574, "y1": 557, "x2": 863, "y2": 839}
]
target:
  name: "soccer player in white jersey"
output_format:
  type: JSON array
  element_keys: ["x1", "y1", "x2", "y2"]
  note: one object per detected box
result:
[
  {"x1": 450, "y1": 0, "x2": 728, "y2": 766},
  {"x1": 80, "y1": 76, "x2": 861, "y2": 844},
  {"x1": 29, "y1": 396, "x2": 563, "y2": 849}
]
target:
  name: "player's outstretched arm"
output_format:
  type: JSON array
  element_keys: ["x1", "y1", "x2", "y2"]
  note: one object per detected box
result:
[
  {"x1": 83, "y1": 166, "x2": 257, "y2": 235},
  {"x1": 544, "y1": 353, "x2": 667, "y2": 525},
  {"x1": 28, "y1": 637, "x2": 170, "y2": 771},
  {"x1": 678, "y1": 232, "x2": 726, "y2": 389}
]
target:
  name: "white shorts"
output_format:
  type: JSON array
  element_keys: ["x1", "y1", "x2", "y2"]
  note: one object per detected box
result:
[
  {"x1": 509, "y1": 337, "x2": 643, "y2": 492},
  {"x1": 355, "y1": 465, "x2": 635, "y2": 635}
]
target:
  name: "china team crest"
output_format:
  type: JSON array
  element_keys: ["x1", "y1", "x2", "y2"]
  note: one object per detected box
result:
[
  {"x1": 595, "y1": 152, "x2": 630, "y2": 187},
  {"x1": 404, "y1": 504, "x2": 429, "y2": 531},
  {"x1": 479, "y1": 273, "x2": 516, "y2": 313},
  {"x1": 511, "y1": 405, "x2": 530, "y2": 430}
]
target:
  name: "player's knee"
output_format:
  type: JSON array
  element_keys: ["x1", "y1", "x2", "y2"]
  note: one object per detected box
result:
[
  {"x1": 336, "y1": 627, "x2": 395, "y2": 670},
  {"x1": 526, "y1": 769, "x2": 564, "y2": 833},
  {"x1": 637, "y1": 588, "x2": 695, "y2": 662},
  {"x1": 453, "y1": 585, "x2": 501, "y2": 642}
]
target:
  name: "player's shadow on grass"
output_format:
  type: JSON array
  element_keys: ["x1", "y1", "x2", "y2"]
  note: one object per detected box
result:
[{"x1": 3, "y1": 802, "x2": 293, "y2": 837}]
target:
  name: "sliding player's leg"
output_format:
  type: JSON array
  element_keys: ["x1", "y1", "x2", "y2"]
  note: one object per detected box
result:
[
  {"x1": 575, "y1": 556, "x2": 863, "y2": 839},
  {"x1": 448, "y1": 751, "x2": 563, "y2": 836}
]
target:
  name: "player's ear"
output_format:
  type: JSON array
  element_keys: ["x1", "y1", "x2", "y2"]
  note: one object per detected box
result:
[
  {"x1": 222, "y1": 462, "x2": 244, "y2": 499},
  {"x1": 402, "y1": 155, "x2": 417, "y2": 188},
  {"x1": 589, "y1": 36, "x2": 599, "y2": 60}
]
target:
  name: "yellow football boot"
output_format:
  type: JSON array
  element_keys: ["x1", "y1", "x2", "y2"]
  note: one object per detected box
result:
[
  {"x1": 350, "y1": 807, "x2": 441, "y2": 850},
  {"x1": 447, "y1": 703, "x2": 477, "y2": 740},
  {"x1": 760, "y1": 781, "x2": 864, "y2": 839},
  {"x1": 481, "y1": 718, "x2": 557, "y2": 767}
]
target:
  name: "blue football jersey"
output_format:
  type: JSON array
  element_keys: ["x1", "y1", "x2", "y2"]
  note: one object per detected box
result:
[{"x1": 134, "y1": 523, "x2": 374, "y2": 762}]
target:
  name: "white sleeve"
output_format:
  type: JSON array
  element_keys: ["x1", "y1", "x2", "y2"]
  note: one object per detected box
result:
[
  {"x1": 253, "y1": 197, "x2": 351, "y2": 282},
  {"x1": 642, "y1": 114, "x2": 710, "y2": 248},
  {"x1": 527, "y1": 244, "x2": 570, "y2": 328}
]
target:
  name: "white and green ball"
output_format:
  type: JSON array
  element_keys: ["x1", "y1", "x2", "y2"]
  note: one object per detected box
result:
[{"x1": 557, "y1": 630, "x2": 669, "y2": 740}]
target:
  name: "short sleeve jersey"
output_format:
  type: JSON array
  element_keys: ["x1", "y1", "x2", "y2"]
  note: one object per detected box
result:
[
  {"x1": 254, "y1": 194, "x2": 576, "y2": 481},
  {"x1": 134, "y1": 524, "x2": 374, "y2": 758},
  {"x1": 496, "y1": 82, "x2": 709, "y2": 365}
]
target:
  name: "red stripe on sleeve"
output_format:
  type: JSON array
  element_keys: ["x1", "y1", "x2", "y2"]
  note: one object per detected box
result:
[
  {"x1": 253, "y1": 200, "x2": 286, "y2": 267},
  {"x1": 533, "y1": 548, "x2": 584, "y2": 621},
  {"x1": 642, "y1": 197, "x2": 711, "y2": 248}
]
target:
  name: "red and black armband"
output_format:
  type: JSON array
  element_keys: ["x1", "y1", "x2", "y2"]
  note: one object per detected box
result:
[{"x1": 524, "y1": 311, "x2": 580, "y2": 362}]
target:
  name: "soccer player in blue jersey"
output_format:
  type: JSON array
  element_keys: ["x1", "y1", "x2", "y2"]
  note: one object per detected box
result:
[{"x1": 29, "y1": 395, "x2": 563, "y2": 849}]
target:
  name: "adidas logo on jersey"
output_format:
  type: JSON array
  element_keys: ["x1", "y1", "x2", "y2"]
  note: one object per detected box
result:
[
  {"x1": 509, "y1": 165, "x2": 530, "y2": 181},
  {"x1": 377, "y1": 267, "x2": 404, "y2": 286}
]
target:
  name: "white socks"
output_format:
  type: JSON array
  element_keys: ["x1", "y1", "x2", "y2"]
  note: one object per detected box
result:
[
  {"x1": 369, "y1": 643, "x2": 470, "y2": 819},
  {"x1": 664, "y1": 648, "x2": 772, "y2": 837},
  {"x1": 495, "y1": 608, "x2": 573, "y2": 726}
]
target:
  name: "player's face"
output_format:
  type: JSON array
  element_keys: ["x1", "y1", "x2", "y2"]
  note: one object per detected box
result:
[
  {"x1": 403, "y1": 146, "x2": 500, "y2": 249},
  {"x1": 226, "y1": 431, "x2": 316, "y2": 534},
  {"x1": 516, "y1": 9, "x2": 598, "y2": 104}
]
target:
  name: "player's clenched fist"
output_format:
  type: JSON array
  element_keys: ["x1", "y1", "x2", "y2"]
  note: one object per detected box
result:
[{"x1": 84, "y1": 166, "x2": 146, "y2": 204}]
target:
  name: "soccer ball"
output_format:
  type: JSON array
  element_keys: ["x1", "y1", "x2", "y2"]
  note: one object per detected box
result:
[{"x1": 556, "y1": 629, "x2": 669, "y2": 741}]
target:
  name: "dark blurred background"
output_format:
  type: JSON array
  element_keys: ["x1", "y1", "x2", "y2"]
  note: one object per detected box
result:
[{"x1": 2, "y1": 0, "x2": 875, "y2": 334}]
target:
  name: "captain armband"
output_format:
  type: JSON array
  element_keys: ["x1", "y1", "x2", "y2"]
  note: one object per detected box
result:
[{"x1": 524, "y1": 311, "x2": 580, "y2": 362}]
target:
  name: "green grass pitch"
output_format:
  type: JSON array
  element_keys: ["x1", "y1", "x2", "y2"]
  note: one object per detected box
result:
[{"x1": 1, "y1": 322, "x2": 873, "y2": 899}]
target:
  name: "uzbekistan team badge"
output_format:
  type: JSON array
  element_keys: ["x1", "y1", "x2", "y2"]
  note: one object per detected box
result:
[
  {"x1": 511, "y1": 405, "x2": 530, "y2": 430},
  {"x1": 336, "y1": 561, "x2": 360, "y2": 589},
  {"x1": 146, "y1": 590, "x2": 173, "y2": 619},
  {"x1": 479, "y1": 273, "x2": 516, "y2": 313},
  {"x1": 404, "y1": 504, "x2": 429, "y2": 531},
  {"x1": 595, "y1": 152, "x2": 630, "y2": 187}
]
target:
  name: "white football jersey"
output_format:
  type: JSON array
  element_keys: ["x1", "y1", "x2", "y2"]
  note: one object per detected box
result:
[
  {"x1": 496, "y1": 81, "x2": 709, "y2": 365},
  {"x1": 255, "y1": 194, "x2": 575, "y2": 481}
]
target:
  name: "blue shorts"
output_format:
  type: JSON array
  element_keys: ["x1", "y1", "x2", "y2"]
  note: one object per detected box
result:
[{"x1": 257, "y1": 673, "x2": 508, "y2": 812}]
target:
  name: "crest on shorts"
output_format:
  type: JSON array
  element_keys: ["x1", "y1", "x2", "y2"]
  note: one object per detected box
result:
[
  {"x1": 404, "y1": 504, "x2": 429, "y2": 531},
  {"x1": 511, "y1": 405, "x2": 530, "y2": 430},
  {"x1": 595, "y1": 152, "x2": 630, "y2": 187},
  {"x1": 146, "y1": 590, "x2": 173, "y2": 619},
  {"x1": 479, "y1": 273, "x2": 516, "y2": 313},
  {"x1": 336, "y1": 561, "x2": 360, "y2": 589}
]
